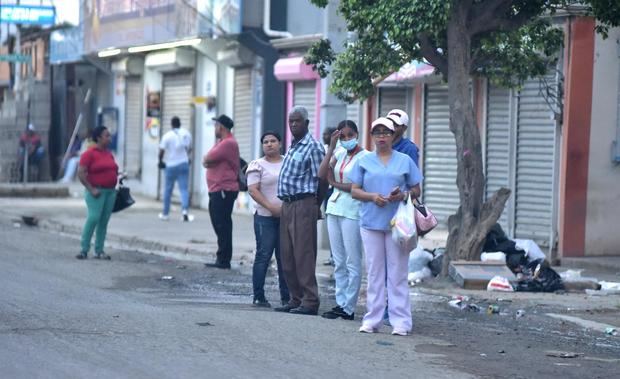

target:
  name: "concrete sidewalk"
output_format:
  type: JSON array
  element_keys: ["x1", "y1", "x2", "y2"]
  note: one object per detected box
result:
[{"x1": 0, "y1": 189, "x2": 341, "y2": 279}]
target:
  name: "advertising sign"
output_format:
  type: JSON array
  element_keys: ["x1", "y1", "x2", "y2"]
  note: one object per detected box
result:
[{"x1": 0, "y1": 5, "x2": 56, "y2": 25}]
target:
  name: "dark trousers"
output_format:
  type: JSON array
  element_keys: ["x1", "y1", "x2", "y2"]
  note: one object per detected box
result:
[
  {"x1": 208, "y1": 191, "x2": 238, "y2": 265},
  {"x1": 253, "y1": 214, "x2": 289, "y2": 303},
  {"x1": 280, "y1": 196, "x2": 319, "y2": 310}
]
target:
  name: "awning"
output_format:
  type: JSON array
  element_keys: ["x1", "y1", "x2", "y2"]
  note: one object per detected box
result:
[
  {"x1": 381, "y1": 60, "x2": 435, "y2": 85},
  {"x1": 274, "y1": 56, "x2": 319, "y2": 82}
]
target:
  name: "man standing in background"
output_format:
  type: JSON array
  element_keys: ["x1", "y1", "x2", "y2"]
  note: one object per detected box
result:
[
  {"x1": 158, "y1": 116, "x2": 194, "y2": 222},
  {"x1": 387, "y1": 109, "x2": 419, "y2": 166},
  {"x1": 203, "y1": 115, "x2": 240, "y2": 270}
]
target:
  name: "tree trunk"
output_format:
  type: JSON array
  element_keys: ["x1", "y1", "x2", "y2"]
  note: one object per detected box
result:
[{"x1": 441, "y1": 1, "x2": 511, "y2": 275}]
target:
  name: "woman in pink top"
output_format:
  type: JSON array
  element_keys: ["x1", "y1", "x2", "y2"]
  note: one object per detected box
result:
[{"x1": 246, "y1": 131, "x2": 290, "y2": 307}]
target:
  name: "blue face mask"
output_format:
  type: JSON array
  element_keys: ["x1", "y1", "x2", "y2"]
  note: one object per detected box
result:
[{"x1": 340, "y1": 138, "x2": 358, "y2": 151}]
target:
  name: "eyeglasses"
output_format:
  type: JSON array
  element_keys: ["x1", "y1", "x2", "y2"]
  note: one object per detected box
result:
[{"x1": 371, "y1": 131, "x2": 394, "y2": 137}]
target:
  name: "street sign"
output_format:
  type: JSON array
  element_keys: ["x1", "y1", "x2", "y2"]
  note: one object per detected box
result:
[
  {"x1": 0, "y1": 5, "x2": 56, "y2": 26},
  {"x1": 0, "y1": 54, "x2": 31, "y2": 63}
]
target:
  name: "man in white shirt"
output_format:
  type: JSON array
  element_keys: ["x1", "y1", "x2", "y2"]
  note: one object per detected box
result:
[{"x1": 158, "y1": 116, "x2": 194, "y2": 221}]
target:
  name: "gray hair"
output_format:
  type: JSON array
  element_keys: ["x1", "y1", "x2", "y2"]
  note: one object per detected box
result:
[{"x1": 289, "y1": 105, "x2": 309, "y2": 121}]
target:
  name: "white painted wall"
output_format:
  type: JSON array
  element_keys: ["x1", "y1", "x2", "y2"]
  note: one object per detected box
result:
[
  {"x1": 139, "y1": 67, "x2": 163, "y2": 199},
  {"x1": 195, "y1": 55, "x2": 218, "y2": 209},
  {"x1": 585, "y1": 27, "x2": 620, "y2": 256}
]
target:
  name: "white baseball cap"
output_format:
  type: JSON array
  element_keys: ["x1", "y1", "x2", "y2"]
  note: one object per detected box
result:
[
  {"x1": 387, "y1": 109, "x2": 409, "y2": 126},
  {"x1": 371, "y1": 117, "x2": 395, "y2": 132}
]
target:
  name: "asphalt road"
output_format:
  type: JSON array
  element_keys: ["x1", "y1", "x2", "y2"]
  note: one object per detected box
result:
[
  {"x1": 1, "y1": 219, "x2": 618, "y2": 379},
  {"x1": 0, "y1": 220, "x2": 471, "y2": 379}
]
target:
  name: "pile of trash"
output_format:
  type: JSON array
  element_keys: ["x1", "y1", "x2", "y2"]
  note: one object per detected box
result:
[
  {"x1": 447, "y1": 295, "x2": 526, "y2": 318},
  {"x1": 407, "y1": 246, "x2": 443, "y2": 285}
]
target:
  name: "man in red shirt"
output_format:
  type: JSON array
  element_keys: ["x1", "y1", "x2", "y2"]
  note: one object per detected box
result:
[{"x1": 202, "y1": 115, "x2": 240, "y2": 269}]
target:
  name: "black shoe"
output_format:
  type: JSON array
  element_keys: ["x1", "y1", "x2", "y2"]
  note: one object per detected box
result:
[
  {"x1": 289, "y1": 306, "x2": 318, "y2": 316},
  {"x1": 76, "y1": 252, "x2": 87, "y2": 260},
  {"x1": 274, "y1": 303, "x2": 299, "y2": 313},
  {"x1": 94, "y1": 253, "x2": 111, "y2": 260},
  {"x1": 252, "y1": 298, "x2": 271, "y2": 308},
  {"x1": 322, "y1": 308, "x2": 355, "y2": 320},
  {"x1": 204, "y1": 262, "x2": 231, "y2": 269}
]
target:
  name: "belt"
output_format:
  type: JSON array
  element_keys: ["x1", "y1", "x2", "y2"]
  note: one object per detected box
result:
[{"x1": 279, "y1": 193, "x2": 316, "y2": 203}]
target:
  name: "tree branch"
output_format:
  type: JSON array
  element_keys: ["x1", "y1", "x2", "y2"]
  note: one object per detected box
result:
[
  {"x1": 469, "y1": 1, "x2": 538, "y2": 36},
  {"x1": 469, "y1": 0, "x2": 513, "y2": 34},
  {"x1": 418, "y1": 33, "x2": 448, "y2": 76}
]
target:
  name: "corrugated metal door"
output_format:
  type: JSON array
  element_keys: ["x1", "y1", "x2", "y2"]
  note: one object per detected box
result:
[
  {"x1": 162, "y1": 73, "x2": 193, "y2": 135},
  {"x1": 161, "y1": 72, "x2": 193, "y2": 201},
  {"x1": 378, "y1": 88, "x2": 407, "y2": 117},
  {"x1": 124, "y1": 77, "x2": 142, "y2": 178},
  {"x1": 293, "y1": 81, "x2": 317, "y2": 137},
  {"x1": 514, "y1": 76, "x2": 557, "y2": 245},
  {"x1": 423, "y1": 83, "x2": 459, "y2": 226},
  {"x1": 233, "y1": 67, "x2": 253, "y2": 161},
  {"x1": 485, "y1": 86, "x2": 513, "y2": 232}
]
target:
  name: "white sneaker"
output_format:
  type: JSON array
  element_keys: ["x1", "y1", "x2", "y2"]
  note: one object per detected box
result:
[
  {"x1": 158, "y1": 213, "x2": 169, "y2": 221},
  {"x1": 391, "y1": 329, "x2": 410, "y2": 336},
  {"x1": 183, "y1": 213, "x2": 194, "y2": 222},
  {"x1": 359, "y1": 324, "x2": 376, "y2": 334}
]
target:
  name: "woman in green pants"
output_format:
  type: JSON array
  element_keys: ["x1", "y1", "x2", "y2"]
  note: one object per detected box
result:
[{"x1": 76, "y1": 126, "x2": 119, "y2": 260}]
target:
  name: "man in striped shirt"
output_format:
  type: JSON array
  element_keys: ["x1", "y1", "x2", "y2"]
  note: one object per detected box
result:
[{"x1": 274, "y1": 106, "x2": 327, "y2": 316}]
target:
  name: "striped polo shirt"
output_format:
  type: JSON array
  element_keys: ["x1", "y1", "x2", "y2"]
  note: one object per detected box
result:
[{"x1": 277, "y1": 132, "x2": 325, "y2": 198}]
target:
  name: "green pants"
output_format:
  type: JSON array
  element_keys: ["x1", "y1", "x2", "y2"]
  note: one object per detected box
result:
[{"x1": 81, "y1": 188, "x2": 116, "y2": 255}]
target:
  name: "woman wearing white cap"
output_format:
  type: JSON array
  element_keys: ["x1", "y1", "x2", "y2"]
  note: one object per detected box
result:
[{"x1": 348, "y1": 117, "x2": 422, "y2": 336}]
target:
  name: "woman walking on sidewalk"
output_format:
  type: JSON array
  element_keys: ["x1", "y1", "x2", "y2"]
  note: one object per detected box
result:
[
  {"x1": 76, "y1": 126, "x2": 119, "y2": 260},
  {"x1": 349, "y1": 118, "x2": 422, "y2": 336},
  {"x1": 246, "y1": 131, "x2": 290, "y2": 307},
  {"x1": 318, "y1": 120, "x2": 368, "y2": 321}
]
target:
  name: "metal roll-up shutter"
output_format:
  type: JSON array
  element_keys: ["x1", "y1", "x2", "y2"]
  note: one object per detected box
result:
[
  {"x1": 124, "y1": 77, "x2": 143, "y2": 178},
  {"x1": 293, "y1": 81, "x2": 317, "y2": 137},
  {"x1": 485, "y1": 86, "x2": 512, "y2": 232},
  {"x1": 346, "y1": 102, "x2": 361, "y2": 126},
  {"x1": 162, "y1": 72, "x2": 193, "y2": 135},
  {"x1": 378, "y1": 88, "x2": 407, "y2": 117},
  {"x1": 233, "y1": 67, "x2": 253, "y2": 161},
  {"x1": 423, "y1": 83, "x2": 459, "y2": 226},
  {"x1": 161, "y1": 72, "x2": 193, "y2": 201},
  {"x1": 514, "y1": 76, "x2": 557, "y2": 245}
]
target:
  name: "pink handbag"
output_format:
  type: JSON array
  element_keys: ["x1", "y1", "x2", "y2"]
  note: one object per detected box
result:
[{"x1": 413, "y1": 200, "x2": 438, "y2": 237}]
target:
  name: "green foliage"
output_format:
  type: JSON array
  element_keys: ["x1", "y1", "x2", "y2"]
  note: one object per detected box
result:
[{"x1": 305, "y1": 0, "x2": 619, "y2": 101}]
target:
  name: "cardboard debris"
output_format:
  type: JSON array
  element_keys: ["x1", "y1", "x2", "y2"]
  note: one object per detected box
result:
[{"x1": 449, "y1": 261, "x2": 517, "y2": 290}]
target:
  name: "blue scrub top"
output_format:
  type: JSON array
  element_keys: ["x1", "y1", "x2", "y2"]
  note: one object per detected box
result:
[{"x1": 348, "y1": 151, "x2": 423, "y2": 231}]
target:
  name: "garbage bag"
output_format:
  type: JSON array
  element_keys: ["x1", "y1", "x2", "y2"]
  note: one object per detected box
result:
[
  {"x1": 515, "y1": 259, "x2": 564, "y2": 293},
  {"x1": 514, "y1": 239, "x2": 546, "y2": 262},
  {"x1": 408, "y1": 246, "x2": 433, "y2": 273},
  {"x1": 428, "y1": 249, "x2": 444, "y2": 277},
  {"x1": 487, "y1": 276, "x2": 514, "y2": 292}
]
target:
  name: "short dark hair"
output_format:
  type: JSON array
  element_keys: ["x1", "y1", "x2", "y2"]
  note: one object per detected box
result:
[
  {"x1": 92, "y1": 126, "x2": 108, "y2": 142},
  {"x1": 324, "y1": 127, "x2": 337, "y2": 135},
  {"x1": 261, "y1": 131, "x2": 282, "y2": 143},
  {"x1": 171, "y1": 116, "x2": 181, "y2": 128},
  {"x1": 337, "y1": 120, "x2": 359, "y2": 134}
]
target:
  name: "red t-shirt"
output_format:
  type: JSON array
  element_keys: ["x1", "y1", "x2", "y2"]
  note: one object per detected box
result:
[
  {"x1": 206, "y1": 135, "x2": 240, "y2": 192},
  {"x1": 79, "y1": 147, "x2": 118, "y2": 189}
]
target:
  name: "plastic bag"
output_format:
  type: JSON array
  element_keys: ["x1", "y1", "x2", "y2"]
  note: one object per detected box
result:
[
  {"x1": 486, "y1": 276, "x2": 514, "y2": 292},
  {"x1": 391, "y1": 199, "x2": 417, "y2": 252},
  {"x1": 408, "y1": 246, "x2": 433, "y2": 273}
]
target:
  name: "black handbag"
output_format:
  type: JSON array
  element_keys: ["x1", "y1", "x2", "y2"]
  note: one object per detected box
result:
[{"x1": 112, "y1": 180, "x2": 135, "y2": 213}]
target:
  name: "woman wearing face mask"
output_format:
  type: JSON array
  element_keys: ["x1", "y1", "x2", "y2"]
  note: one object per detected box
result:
[
  {"x1": 318, "y1": 120, "x2": 368, "y2": 320},
  {"x1": 349, "y1": 117, "x2": 422, "y2": 336},
  {"x1": 246, "y1": 131, "x2": 290, "y2": 307}
]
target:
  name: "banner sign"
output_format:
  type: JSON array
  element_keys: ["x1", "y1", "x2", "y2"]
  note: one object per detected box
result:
[{"x1": 0, "y1": 5, "x2": 56, "y2": 25}]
